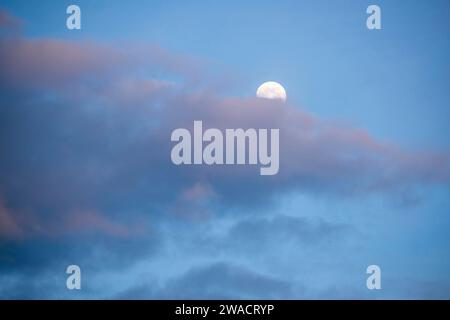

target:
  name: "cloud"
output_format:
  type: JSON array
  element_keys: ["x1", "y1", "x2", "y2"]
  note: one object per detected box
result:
[
  {"x1": 0, "y1": 195, "x2": 148, "y2": 240},
  {"x1": 118, "y1": 262, "x2": 294, "y2": 299},
  {"x1": 0, "y1": 27, "x2": 448, "y2": 238},
  {"x1": 0, "y1": 8, "x2": 449, "y2": 299},
  {"x1": 225, "y1": 215, "x2": 354, "y2": 250},
  {"x1": 169, "y1": 183, "x2": 218, "y2": 219},
  {"x1": 0, "y1": 38, "x2": 203, "y2": 92},
  {"x1": 0, "y1": 198, "x2": 23, "y2": 239},
  {"x1": 0, "y1": 9, "x2": 23, "y2": 29},
  {"x1": 62, "y1": 209, "x2": 148, "y2": 238}
]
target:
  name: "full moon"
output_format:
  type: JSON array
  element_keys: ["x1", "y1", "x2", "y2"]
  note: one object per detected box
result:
[{"x1": 256, "y1": 81, "x2": 287, "y2": 102}]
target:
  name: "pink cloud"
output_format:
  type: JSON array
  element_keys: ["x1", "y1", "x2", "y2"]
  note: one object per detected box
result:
[
  {"x1": 181, "y1": 183, "x2": 216, "y2": 201},
  {"x1": 0, "y1": 198, "x2": 23, "y2": 239},
  {"x1": 156, "y1": 93, "x2": 450, "y2": 197},
  {"x1": 64, "y1": 210, "x2": 145, "y2": 238},
  {"x1": 0, "y1": 22, "x2": 448, "y2": 216},
  {"x1": 0, "y1": 36, "x2": 205, "y2": 92},
  {"x1": 0, "y1": 9, "x2": 23, "y2": 29},
  {"x1": 0, "y1": 37, "x2": 126, "y2": 89},
  {"x1": 170, "y1": 183, "x2": 217, "y2": 220},
  {"x1": 0, "y1": 196, "x2": 147, "y2": 240}
]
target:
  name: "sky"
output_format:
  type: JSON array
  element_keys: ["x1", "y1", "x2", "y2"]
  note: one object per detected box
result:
[{"x1": 0, "y1": 0, "x2": 449, "y2": 299}]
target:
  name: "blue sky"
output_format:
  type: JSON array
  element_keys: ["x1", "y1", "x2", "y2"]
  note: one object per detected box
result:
[{"x1": 0, "y1": 0, "x2": 449, "y2": 299}]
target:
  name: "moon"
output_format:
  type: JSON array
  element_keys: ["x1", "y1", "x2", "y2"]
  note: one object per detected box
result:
[{"x1": 256, "y1": 81, "x2": 287, "y2": 102}]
